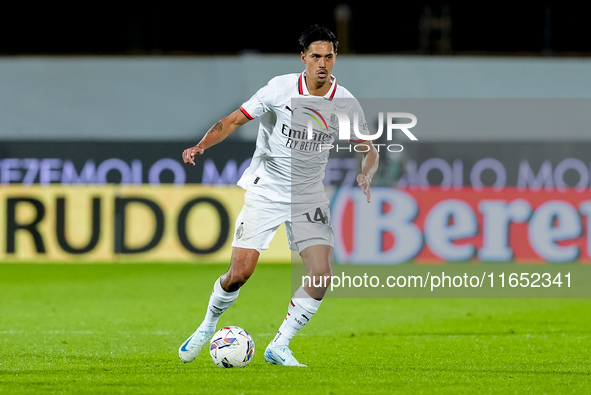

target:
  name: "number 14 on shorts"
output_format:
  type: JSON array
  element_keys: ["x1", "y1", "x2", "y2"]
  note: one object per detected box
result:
[{"x1": 302, "y1": 208, "x2": 330, "y2": 225}]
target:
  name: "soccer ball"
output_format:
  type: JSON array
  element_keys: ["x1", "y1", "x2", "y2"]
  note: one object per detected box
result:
[{"x1": 209, "y1": 326, "x2": 255, "y2": 368}]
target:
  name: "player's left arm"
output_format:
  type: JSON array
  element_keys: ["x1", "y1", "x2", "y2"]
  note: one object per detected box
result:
[{"x1": 353, "y1": 140, "x2": 379, "y2": 203}]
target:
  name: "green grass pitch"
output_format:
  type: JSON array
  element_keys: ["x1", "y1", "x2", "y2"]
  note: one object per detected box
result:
[{"x1": 1, "y1": 263, "x2": 590, "y2": 394}]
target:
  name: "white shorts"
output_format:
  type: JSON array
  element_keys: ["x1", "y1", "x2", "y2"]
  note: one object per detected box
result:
[{"x1": 231, "y1": 191, "x2": 334, "y2": 253}]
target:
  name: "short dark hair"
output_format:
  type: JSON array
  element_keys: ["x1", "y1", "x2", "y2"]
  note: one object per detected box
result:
[{"x1": 298, "y1": 24, "x2": 339, "y2": 53}]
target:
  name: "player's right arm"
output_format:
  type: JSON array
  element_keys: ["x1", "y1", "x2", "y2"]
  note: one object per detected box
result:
[{"x1": 182, "y1": 109, "x2": 251, "y2": 166}]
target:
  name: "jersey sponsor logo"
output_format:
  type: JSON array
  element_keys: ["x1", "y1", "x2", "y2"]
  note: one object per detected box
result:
[
  {"x1": 281, "y1": 123, "x2": 333, "y2": 152},
  {"x1": 302, "y1": 107, "x2": 328, "y2": 131},
  {"x1": 282, "y1": 105, "x2": 335, "y2": 152}
]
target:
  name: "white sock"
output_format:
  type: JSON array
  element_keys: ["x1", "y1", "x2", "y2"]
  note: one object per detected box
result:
[
  {"x1": 197, "y1": 276, "x2": 239, "y2": 333},
  {"x1": 271, "y1": 287, "x2": 322, "y2": 347}
]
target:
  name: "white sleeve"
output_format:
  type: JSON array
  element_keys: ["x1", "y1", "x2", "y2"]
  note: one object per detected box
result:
[
  {"x1": 239, "y1": 79, "x2": 276, "y2": 120},
  {"x1": 348, "y1": 98, "x2": 370, "y2": 142}
]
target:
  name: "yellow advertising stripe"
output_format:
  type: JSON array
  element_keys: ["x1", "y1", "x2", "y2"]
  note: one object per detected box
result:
[{"x1": 0, "y1": 185, "x2": 291, "y2": 263}]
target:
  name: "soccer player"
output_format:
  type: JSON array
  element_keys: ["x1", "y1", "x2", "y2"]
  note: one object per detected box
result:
[{"x1": 179, "y1": 24, "x2": 378, "y2": 367}]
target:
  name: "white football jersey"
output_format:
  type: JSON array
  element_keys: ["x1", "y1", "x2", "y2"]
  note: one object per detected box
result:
[{"x1": 237, "y1": 71, "x2": 368, "y2": 204}]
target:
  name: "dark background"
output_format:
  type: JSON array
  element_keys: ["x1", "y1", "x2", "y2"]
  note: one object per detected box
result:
[{"x1": 2, "y1": 2, "x2": 590, "y2": 56}]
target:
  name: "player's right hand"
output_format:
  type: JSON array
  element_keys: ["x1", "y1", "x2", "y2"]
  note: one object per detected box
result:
[{"x1": 182, "y1": 146, "x2": 204, "y2": 166}]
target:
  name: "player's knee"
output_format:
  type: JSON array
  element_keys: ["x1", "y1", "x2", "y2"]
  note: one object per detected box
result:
[
  {"x1": 232, "y1": 270, "x2": 252, "y2": 286},
  {"x1": 224, "y1": 267, "x2": 252, "y2": 291},
  {"x1": 225, "y1": 248, "x2": 259, "y2": 290},
  {"x1": 306, "y1": 271, "x2": 332, "y2": 291},
  {"x1": 311, "y1": 267, "x2": 332, "y2": 283},
  {"x1": 304, "y1": 273, "x2": 331, "y2": 299}
]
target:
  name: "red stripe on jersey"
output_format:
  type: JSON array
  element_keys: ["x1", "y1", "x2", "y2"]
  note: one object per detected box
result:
[
  {"x1": 298, "y1": 74, "x2": 304, "y2": 95},
  {"x1": 304, "y1": 107, "x2": 329, "y2": 130},
  {"x1": 290, "y1": 300, "x2": 295, "y2": 307},
  {"x1": 328, "y1": 81, "x2": 337, "y2": 100},
  {"x1": 240, "y1": 105, "x2": 254, "y2": 120}
]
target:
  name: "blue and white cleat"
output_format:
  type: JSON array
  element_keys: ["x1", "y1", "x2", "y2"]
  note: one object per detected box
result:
[
  {"x1": 264, "y1": 345, "x2": 307, "y2": 367},
  {"x1": 178, "y1": 329, "x2": 214, "y2": 363}
]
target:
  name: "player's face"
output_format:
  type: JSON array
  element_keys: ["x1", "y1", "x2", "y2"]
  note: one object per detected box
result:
[{"x1": 301, "y1": 41, "x2": 336, "y2": 86}]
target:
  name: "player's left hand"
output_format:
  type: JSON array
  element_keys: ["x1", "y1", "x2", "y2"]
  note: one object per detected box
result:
[{"x1": 357, "y1": 173, "x2": 371, "y2": 203}]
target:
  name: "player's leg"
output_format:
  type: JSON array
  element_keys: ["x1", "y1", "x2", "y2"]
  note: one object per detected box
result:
[
  {"x1": 273, "y1": 244, "x2": 333, "y2": 342},
  {"x1": 265, "y1": 206, "x2": 334, "y2": 367},
  {"x1": 220, "y1": 247, "x2": 261, "y2": 292},
  {"x1": 178, "y1": 247, "x2": 259, "y2": 363},
  {"x1": 179, "y1": 191, "x2": 286, "y2": 363},
  {"x1": 300, "y1": 244, "x2": 333, "y2": 299},
  {"x1": 199, "y1": 247, "x2": 260, "y2": 332}
]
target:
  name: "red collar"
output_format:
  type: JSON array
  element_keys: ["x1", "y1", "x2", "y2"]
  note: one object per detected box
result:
[{"x1": 298, "y1": 72, "x2": 337, "y2": 100}]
